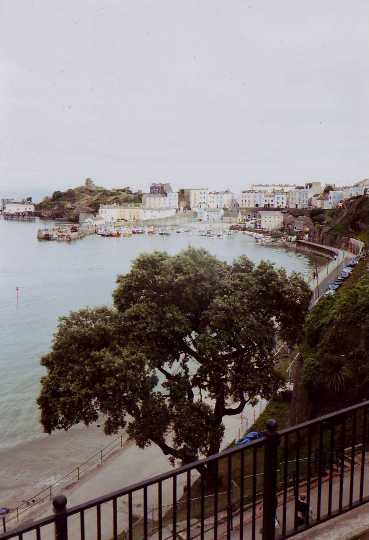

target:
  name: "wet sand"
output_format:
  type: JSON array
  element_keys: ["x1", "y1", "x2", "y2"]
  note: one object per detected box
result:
[{"x1": 0, "y1": 423, "x2": 126, "y2": 509}]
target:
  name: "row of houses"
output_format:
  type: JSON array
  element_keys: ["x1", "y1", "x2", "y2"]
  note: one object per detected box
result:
[
  {"x1": 239, "y1": 179, "x2": 368, "y2": 210},
  {"x1": 97, "y1": 185, "x2": 238, "y2": 223},
  {"x1": 243, "y1": 210, "x2": 314, "y2": 234}
]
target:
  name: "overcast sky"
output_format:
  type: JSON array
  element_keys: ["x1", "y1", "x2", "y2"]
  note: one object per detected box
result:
[{"x1": 1, "y1": 0, "x2": 368, "y2": 199}]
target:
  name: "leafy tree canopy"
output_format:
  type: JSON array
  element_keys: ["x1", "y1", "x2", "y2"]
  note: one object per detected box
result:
[
  {"x1": 303, "y1": 274, "x2": 369, "y2": 413},
  {"x1": 38, "y1": 248, "x2": 311, "y2": 465}
]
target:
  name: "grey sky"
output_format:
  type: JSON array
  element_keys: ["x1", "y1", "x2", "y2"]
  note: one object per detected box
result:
[{"x1": 1, "y1": 0, "x2": 368, "y2": 199}]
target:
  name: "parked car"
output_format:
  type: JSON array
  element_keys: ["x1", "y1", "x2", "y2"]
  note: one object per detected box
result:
[
  {"x1": 329, "y1": 283, "x2": 340, "y2": 291},
  {"x1": 324, "y1": 289, "x2": 335, "y2": 297},
  {"x1": 236, "y1": 431, "x2": 263, "y2": 446}
]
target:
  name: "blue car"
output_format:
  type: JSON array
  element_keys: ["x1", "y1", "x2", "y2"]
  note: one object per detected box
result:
[{"x1": 236, "y1": 431, "x2": 263, "y2": 446}]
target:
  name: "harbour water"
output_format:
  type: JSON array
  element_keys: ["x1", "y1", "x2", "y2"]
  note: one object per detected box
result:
[{"x1": 0, "y1": 218, "x2": 318, "y2": 504}]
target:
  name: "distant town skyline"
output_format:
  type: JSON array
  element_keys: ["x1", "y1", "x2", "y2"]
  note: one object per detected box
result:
[{"x1": 1, "y1": 1, "x2": 368, "y2": 199}]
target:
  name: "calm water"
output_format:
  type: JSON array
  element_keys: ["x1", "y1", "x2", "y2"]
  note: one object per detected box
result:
[{"x1": 0, "y1": 218, "x2": 314, "y2": 451}]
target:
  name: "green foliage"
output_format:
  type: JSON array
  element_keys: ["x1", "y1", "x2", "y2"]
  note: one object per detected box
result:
[
  {"x1": 302, "y1": 274, "x2": 369, "y2": 412},
  {"x1": 38, "y1": 248, "x2": 311, "y2": 465},
  {"x1": 51, "y1": 191, "x2": 63, "y2": 201}
]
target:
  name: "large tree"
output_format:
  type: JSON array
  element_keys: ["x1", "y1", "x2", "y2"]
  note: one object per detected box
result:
[{"x1": 38, "y1": 248, "x2": 311, "y2": 467}]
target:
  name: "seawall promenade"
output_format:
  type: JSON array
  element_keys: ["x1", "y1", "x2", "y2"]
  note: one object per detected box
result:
[{"x1": 297, "y1": 240, "x2": 353, "y2": 305}]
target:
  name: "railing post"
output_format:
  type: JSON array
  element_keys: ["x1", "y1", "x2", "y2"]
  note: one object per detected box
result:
[
  {"x1": 262, "y1": 419, "x2": 279, "y2": 540},
  {"x1": 53, "y1": 495, "x2": 68, "y2": 540}
]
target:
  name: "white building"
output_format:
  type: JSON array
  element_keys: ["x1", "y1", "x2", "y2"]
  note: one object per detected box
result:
[
  {"x1": 143, "y1": 194, "x2": 167, "y2": 209},
  {"x1": 256, "y1": 210, "x2": 283, "y2": 231},
  {"x1": 288, "y1": 187, "x2": 309, "y2": 209},
  {"x1": 305, "y1": 181, "x2": 322, "y2": 198},
  {"x1": 207, "y1": 190, "x2": 235, "y2": 209},
  {"x1": 180, "y1": 189, "x2": 209, "y2": 210},
  {"x1": 263, "y1": 191, "x2": 288, "y2": 208},
  {"x1": 328, "y1": 190, "x2": 344, "y2": 208},
  {"x1": 238, "y1": 190, "x2": 265, "y2": 208},
  {"x1": 311, "y1": 195, "x2": 331, "y2": 209},
  {"x1": 4, "y1": 201, "x2": 35, "y2": 214},
  {"x1": 143, "y1": 184, "x2": 178, "y2": 210},
  {"x1": 342, "y1": 184, "x2": 365, "y2": 199},
  {"x1": 98, "y1": 203, "x2": 177, "y2": 223}
]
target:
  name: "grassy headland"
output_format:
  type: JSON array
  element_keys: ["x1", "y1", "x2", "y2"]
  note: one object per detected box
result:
[{"x1": 36, "y1": 179, "x2": 142, "y2": 222}]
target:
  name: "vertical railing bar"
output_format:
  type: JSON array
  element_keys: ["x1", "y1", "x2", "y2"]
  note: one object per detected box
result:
[
  {"x1": 200, "y1": 469, "x2": 205, "y2": 540},
  {"x1": 317, "y1": 423, "x2": 323, "y2": 522},
  {"x1": 360, "y1": 406, "x2": 368, "y2": 502},
  {"x1": 113, "y1": 498, "x2": 118, "y2": 540},
  {"x1": 282, "y1": 434, "x2": 289, "y2": 537},
  {"x1": 294, "y1": 431, "x2": 300, "y2": 531},
  {"x1": 214, "y1": 459, "x2": 219, "y2": 540},
  {"x1": 252, "y1": 446, "x2": 257, "y2": 540},
  {"x1": 186, "y1": 470, "x2": 191, "y2": 540},
  {"x1": 80, "y1": 509, "x2": 85, "y2": 540},
  {"x1": 350, "y1": 410, "x2": 357, "y2": 508},
  {"x1": 36, "y1": 525, "x2": 41, "y2": 540},
  {"x1": 97, "y1": 503, "x2": 101, "y2": 540},
  {"x1": 328, "y1": 419, "x2": 335, "y2": 517},
  {"x1": 128, "y1": 492, "x2": 133, "y2": 540},
  {"x1": 227, "y1": 454, "x2": 232, "y2": 539},
  {"x1": 240, "y1": 448, "x2": 245, "y2": 540},
  {"x1": 158, "y1": 482, "x2": 162, "y2": 540},
  {"x1": 306, "y1": 427, "x2": 312, "y2": 527},
  {"x1": 172, "y1": 474, "x2": 177, "y2": 539},
  {"x1": 339, "y1": 417, "x2": 346, "y2": 512},
  {"x1": 143, "y1": 486, "x2": 148, "y2": 539}
]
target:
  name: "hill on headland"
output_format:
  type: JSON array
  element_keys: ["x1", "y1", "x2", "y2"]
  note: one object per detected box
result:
[
  {"x1": 309, "y1": 195, "x2": 369, "y2": 248},
  {"x1": 36, "y1": 179, "x2": 142, "y2": 222}
]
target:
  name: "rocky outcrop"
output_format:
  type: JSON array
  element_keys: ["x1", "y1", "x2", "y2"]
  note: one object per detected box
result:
[{"x1": 36, "y1": 180, "x2": 142, "y2": 222}]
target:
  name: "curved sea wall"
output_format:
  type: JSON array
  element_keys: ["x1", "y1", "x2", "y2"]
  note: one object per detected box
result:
[{"x1": 296, "y1": 239, "x2": 339, "y2": 260}]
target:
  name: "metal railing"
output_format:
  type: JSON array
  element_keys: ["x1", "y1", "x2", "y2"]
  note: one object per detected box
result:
[{"x1": 2, "y1": 399, "x2": 369, "y2": 539}]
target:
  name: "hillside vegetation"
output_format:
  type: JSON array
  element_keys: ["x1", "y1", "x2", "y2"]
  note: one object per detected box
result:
[
  {"x1": 302, "y1": 269, "x2": 369, "y2": 417},
  {"x1": 309, "y1": 195, "x2": 369, "y2": 247},
  {"x1": 36, "y1": 179, "x2": 142, "y2": 222}
]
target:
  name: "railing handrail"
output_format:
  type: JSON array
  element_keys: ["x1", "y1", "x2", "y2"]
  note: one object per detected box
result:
[
  {"x1": 279, "y1": 399, "x2": 369, "y2": 436},
  {"x1": 3, "y1": 397, "x2": 369, "y2": 540}
]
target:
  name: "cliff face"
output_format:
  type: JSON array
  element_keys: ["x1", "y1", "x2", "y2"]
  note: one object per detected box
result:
[
  {"x1": 36, "y1": 180, "x2": 142, "y2": 222},
  {"x1": 309, "y1": 195, "x2": 369, "y2": 248}
]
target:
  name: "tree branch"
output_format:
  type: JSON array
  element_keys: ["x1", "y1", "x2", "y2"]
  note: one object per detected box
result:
[
  {"x1": 152, "y1": 437, "x2": 196, "y2": 464},
  {"x1": 181, "y1": 340, "x2": 203, "y2": 363},
  {"x1": 157, "y1": 366, "x2": 174, "y2": 380},
  {"x1": 223, "y1": 398, "x2": 247, "y2": 416}
]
